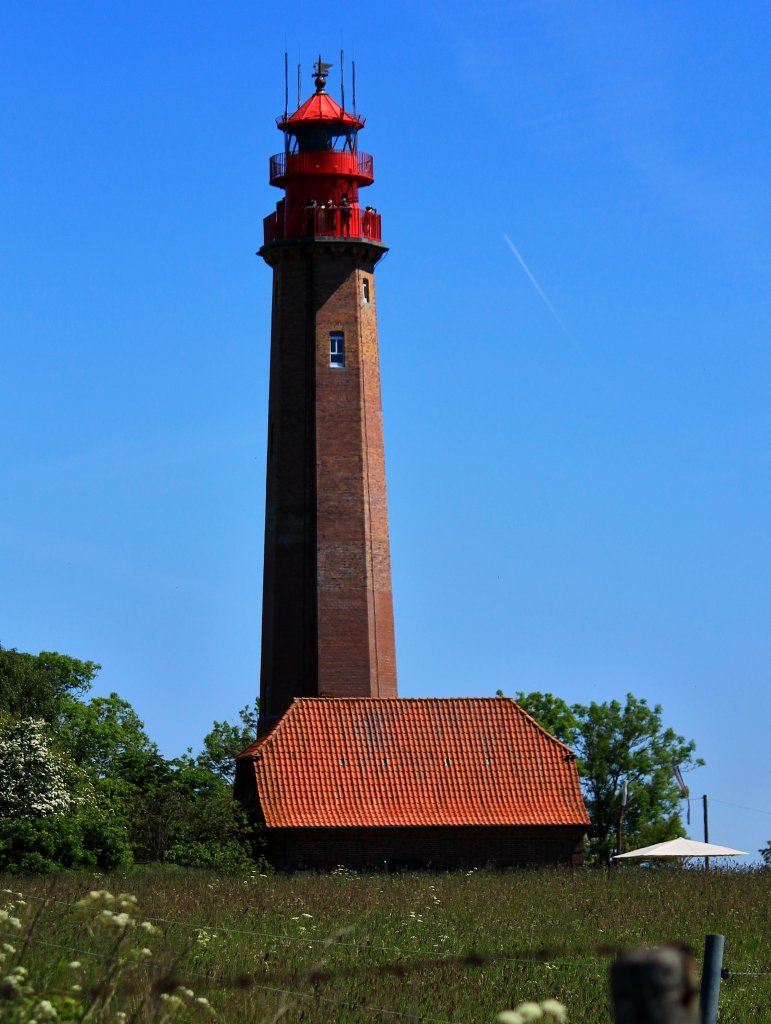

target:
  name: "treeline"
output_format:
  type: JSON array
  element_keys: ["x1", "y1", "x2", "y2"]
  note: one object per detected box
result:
[
  {"x1": 0, "y1": 645, "x2": 263, "y2": 873},
  {"x1": 1, "y1": 643, "x2": 709, "y2": 872}
]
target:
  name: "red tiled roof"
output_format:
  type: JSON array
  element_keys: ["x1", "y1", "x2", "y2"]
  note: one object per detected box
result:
[{"x1": 237, "y1": 698, "x2": 589, "y2": 829}]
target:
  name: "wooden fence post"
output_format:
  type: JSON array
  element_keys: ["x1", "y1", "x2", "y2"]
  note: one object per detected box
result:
[
  {"x1": 610, "y1": 945, "x2": 698, "y2": 1024},
  {"x1": 699, "y1": 934, "x2": 725, "y2": 1024}
]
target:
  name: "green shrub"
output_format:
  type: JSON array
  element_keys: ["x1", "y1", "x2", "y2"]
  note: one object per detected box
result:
[
  {"x1": 0, "y1": 808, "x2": 132, "y2": 873},
  {"x1": 165, "y1": 838, "x2": 254, "y2": 872}
]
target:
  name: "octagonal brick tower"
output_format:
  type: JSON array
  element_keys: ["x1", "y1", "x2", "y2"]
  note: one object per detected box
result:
[{"x1": 256, "y1": 58, "x2": 397, "y2": 733}]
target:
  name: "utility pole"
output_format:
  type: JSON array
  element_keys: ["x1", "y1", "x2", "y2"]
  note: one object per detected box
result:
[
  {"x1": 703, "y1": 794, "x2": 710, "y2": 871},
  {"x1": 616, "y1": 780, "x2": 628, "y2": 858}
]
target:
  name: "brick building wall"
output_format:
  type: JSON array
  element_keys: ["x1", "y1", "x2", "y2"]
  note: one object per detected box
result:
[
  {"x1": 266, "y1": 825, "x2": 585, "y2": 871},
  {"x1": 258, "y1": 239, "x2": 398, "y2": 731}
]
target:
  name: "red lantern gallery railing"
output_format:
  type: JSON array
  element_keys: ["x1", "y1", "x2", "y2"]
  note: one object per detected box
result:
[{"x1": 269, "y1": 150, "x2": 374, "y2": 186}]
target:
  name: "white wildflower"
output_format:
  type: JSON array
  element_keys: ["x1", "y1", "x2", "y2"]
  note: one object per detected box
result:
[
  {"x1": 540, "y1": 1000, "x2": 567, "y2": 1022},
  {"x1": 516, "y1": 1004, "x2": 543, "y2": 1022},
  {"x1": 496, "y1": 1013, "x2": 524, "y2": 1024},
  {"x1": 35, "y1": 1000, "x2": 58, "y2": 1020}
]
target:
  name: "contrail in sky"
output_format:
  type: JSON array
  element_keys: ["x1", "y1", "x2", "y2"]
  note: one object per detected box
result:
[{"x1": 503, "y1": 233, "x2": 583, "y2": 356}]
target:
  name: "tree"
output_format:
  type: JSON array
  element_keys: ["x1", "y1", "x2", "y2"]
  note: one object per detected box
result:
[
  {"x1": 0, "y1": 645, "x2": 99, "y2": 722},
  {"x1": 515, "y1": 691, "x2": 703, "y2": 864},
  {"x1": 760, "y1": 841, "x2": 771, "y2": 867},
  {"x1": 197, "y1": 699, "x2": 259, "y2": 784},
  {"x1": 0, "y1": 645, "x2": 264, "y2": 872},
  {"x1": 57, "y1": 691, "x2": 158, "y2": 777},
  {"x1": 0, "y1": 717, "x2": 75, "y2": 820},
  {"x1": 112, "y1": 752, "x2": 257, "y2": 869},
  {"x1": 512, "y1": 691, "x2": 579, "y2": 746}
]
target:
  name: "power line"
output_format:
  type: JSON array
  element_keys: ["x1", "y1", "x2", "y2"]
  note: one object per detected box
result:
[{"x1": 709, "y1": 797, "x2": 771, "y2": 818}]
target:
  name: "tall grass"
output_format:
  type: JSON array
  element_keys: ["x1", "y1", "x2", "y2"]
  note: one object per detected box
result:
[{"x1": 2, "y1": 866, "x2": 768, "y2": 1023}]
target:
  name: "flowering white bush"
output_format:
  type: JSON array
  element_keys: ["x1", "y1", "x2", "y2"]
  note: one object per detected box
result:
[{"x1": 0, "y1": 718, "x2": 74, "y2": 819}]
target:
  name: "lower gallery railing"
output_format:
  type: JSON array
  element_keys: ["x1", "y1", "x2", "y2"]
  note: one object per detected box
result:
[{"x1": 263, "y1": 207, "x2": 382, "y2": 244}]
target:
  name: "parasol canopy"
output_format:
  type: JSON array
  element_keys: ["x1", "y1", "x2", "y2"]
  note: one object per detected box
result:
[{"x1": 614, "y1": 837, "x2": 747, "y2": 859}]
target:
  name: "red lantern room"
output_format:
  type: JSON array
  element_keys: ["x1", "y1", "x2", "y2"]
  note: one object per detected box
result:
[{"x1": 263, "y1": 58, "x2": 381, "y2": 244}]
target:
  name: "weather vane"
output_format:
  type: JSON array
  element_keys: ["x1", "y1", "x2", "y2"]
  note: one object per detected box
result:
[{"x1": 313, "y1": 55, "x2": 332, "y2": 93}]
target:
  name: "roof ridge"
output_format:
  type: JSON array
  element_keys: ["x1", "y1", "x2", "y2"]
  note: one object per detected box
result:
[
  {"x1": 291, "y1": 695, "x2": 522, "y2": 703},
  {"x1": 510, "y1": 700, "x2": 578, "y2": 755}
]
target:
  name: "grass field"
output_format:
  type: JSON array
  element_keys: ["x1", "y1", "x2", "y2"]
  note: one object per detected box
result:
[{"x1": 1, "y1": 866, "x2": 769, "y2": 1023}]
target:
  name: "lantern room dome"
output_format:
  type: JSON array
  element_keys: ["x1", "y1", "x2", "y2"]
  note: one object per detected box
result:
[{"x1": 278, "y1": 91, "x2": 364, "y2": 131}]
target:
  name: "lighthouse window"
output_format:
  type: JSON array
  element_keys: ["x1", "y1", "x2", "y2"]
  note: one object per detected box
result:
[
  {"x1": 329, "y1": 331, "x2": 345, "y2": 367},
  {"x1": 362, "y1": 278, "x2": 370, "y2": 303}
]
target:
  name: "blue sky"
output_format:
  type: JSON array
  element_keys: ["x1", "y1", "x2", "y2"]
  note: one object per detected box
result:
[{"x1": 2, "y1": 2, "x2": 769, "y2": 860}]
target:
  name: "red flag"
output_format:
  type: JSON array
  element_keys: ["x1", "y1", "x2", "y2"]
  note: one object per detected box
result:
[{"x1": 672, "y1": 764, "x2": 689, "y2": 798}]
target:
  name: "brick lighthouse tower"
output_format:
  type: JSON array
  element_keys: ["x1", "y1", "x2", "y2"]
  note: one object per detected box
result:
[{"x1": 256, "y1": 58, "x2": 398, "y2": 733}]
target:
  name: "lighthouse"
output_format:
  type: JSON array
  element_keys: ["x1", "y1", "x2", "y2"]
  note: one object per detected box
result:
[
  {"x1": 256, "y1": 58, "x2": 398, "y2": 733},
  {"x1": 237, "y1": 59, "x2": 589, "y2": 868}
]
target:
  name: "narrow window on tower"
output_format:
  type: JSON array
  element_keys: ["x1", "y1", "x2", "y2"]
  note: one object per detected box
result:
[
  {"x1": 329, "y1": 331, "x2": 345, "y2": 367},
  {"x1": 362, "y1": 278, "x2": 370, "y2": 303}
]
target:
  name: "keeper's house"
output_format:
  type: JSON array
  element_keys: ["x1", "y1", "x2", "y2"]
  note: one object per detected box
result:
[{"x1": 235, "y1": 697, "x2": 589, "y2": 870}]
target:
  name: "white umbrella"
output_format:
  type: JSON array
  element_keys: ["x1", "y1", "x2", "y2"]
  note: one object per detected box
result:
[{"x1": 614, "y1": 837, "x2": 747, "y2": 859}]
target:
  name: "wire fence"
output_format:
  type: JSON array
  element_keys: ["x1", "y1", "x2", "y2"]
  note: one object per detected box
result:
[
  {"x1": 7, "y1": 932, "x2": 468, "y2": 1024},
  {"x1": 3, "y1": 888, "x2": 644, "y2": 970},
  {"x1": 2, "y1": 899, "x2": 769, "y2": 1024},
  {"x1": 4, "y1": 887, "x2": 769, "y2": 987}
]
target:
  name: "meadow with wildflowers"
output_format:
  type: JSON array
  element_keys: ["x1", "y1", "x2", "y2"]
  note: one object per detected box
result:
[{"x1": 0, "y1": 866, "x2": 768, "y2": 1023}]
